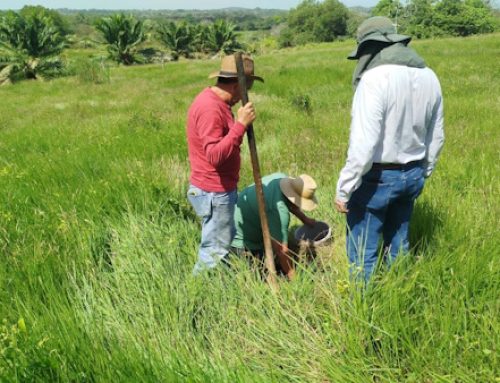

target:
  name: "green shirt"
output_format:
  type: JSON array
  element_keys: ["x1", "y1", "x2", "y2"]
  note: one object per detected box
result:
[{"x1": 232, "y1": 173, "x2": 290, "y2": 251}]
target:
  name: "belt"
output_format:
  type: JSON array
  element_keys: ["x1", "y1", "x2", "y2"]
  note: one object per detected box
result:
[{"x1": 371, "y1": 160, "x2": 421, "y2": 170}]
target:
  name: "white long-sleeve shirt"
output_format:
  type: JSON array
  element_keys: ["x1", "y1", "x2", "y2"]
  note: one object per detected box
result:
[{"x1": 336, "y1": 64, "x2": 445, "y2": 202}]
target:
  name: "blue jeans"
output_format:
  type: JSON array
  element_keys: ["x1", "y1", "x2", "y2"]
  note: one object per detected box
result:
[
  {"x1": 187, "y1": 185, "x2": 237, "y2": 274},
  {"x1": 346, "y1": 163, "x2": 425, "y2": 282}
]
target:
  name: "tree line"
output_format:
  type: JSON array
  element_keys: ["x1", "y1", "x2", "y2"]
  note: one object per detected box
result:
[
  {"x1": 58, "y1": 7, "x2": 286, "y2": 32},
  {"x1": 0, "y1": 1, "x2": 497, "y2": 85},
  {"x1": 371, "y1": 0, "x2": 496, "y2": 37},
  {"x1": 280, "y1": 0, "x2": 497, "y2": 46},
  {"x1": 0, "y1": 7, "x2": 245, "y2": 84},
  {"x1": 94, "y1": 15, "x2": 244, "y2": 63}
]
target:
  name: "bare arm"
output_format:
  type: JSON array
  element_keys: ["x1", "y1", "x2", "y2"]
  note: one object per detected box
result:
[{"x1": 286, "y1": 199, "x2": 316, "y2": 227}]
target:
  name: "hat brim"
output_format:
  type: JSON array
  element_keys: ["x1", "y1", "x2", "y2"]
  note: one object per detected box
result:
[
  {"x1": 208, "y1": 71, "x2": 264, "y2": 82},
  {"x1": 280, "y1": 178, "x2": 318, "y2": 212},
  {"x1": 347, "y1": 34, "x2": 411, "y2": 60}
]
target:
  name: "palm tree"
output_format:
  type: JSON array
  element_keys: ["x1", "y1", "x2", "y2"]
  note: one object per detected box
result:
[
  {"x1": 95, "y1": 14, "x2": 145, "y2": 65},
  {"x1": 157, "y1": 21, "x2": 193, "y2": 61},
  {"x1": 192, "y1": 23, "x2": 212, "y2": 54},
  {"x1": 206, "y1": 20, "x2": 243, "y2": 55},
  {"x1": 0, "y1": 10, "x2": 65, "y2": 85}
]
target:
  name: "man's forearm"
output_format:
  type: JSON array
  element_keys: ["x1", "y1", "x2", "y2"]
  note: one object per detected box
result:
[{"x1": 289, "y1": 204, "x2": 315, "y2": 227}]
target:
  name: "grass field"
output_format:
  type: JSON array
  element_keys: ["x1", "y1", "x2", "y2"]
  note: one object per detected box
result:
[{"x1": 0, "y1": 33, "x2": 499, "y2": 382}]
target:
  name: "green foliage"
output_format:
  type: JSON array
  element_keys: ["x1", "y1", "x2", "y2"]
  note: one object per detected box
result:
[
  {"x1": 278, "y1": 27, "x2": 296, "y2": 48},
  {"x1": 0, "y1": 318, "x2": 61, "y2": 381},
  {"x1": 433, "y1": 0, "x2": 496, "y2": 36},
  {"x1": 0, "y1": 8, "x2": 65, "y2": 85},
  {"x1": 281, "y1": 0, "x2": 350, "y2": 47},
  {"x1": 136, "y1": 47, "x2": 167, "y2": 64},
  {"x1": 71, "y1": 57, "x2": 110, "y2": 84},
  {"x1": 400, "y1": 0, "x2": 440, "y2": 37},
  {"x1": 346, "y1": 11, "x2": 366, "y2": 37},
  {"x1": 0, "y1": 34, "x2": 499, "y2": 381},
  {"x1": 372, "y1": 0, "x2": 496, "y2": 37},
  {"x1": 56, "y1": 9, "x2": 266, "y2": 60},
  {"x1": 58, "y1": 8, "x2": 286, "y2": 32},
  {"x1": 95, "y1": 13, "x2": 146, "y2": 65},
  {"x1": 19, "y1": 5, "x2": 71, "y2": 36},
  {"x1": 291, "y1": 92, "x2": 313, "y2": 113},
  {"x1": 157, "y1": 21, "x2": 194, "y2": 60},
  {"x1": 155, "y1": 19, "x2": 245, "y2": 59},
  {"x1": 316, "y1": 0, "x2": 350, "y2": 39},
  {"x1": 372, "y1": 0, "x2": 404, "y2": 20},
  {"x1": 242, "y1": 31, "x2": 280, "y2": 55},
  {"x1": 206, "y1": 19, "x2": 243, "y2": 55},
  {"x1": 191, "y1": 23, "x2": 212, "y2": 54}
]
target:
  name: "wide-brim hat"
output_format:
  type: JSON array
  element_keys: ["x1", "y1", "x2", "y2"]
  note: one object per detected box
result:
[
  {"x1": 348, "y1": 16, "x2": 411, "y2": 60},
  {"x1": 280, "y1": 174, "x2": 318, "y2": 212},
  {"x1": 208, "y1": 54, "x2": 264, "y2": 82}
]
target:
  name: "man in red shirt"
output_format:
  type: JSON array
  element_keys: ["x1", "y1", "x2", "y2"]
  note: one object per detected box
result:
[{"x1": 187, "y1": 54, "x2": 263, "y2": 274}]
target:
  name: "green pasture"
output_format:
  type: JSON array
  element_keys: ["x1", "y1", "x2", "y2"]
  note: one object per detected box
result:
[{"x1": 0, "y1": 34, "x2": 498, "y2": 382}]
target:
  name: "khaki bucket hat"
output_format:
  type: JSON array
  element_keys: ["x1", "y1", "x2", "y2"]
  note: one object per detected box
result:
[
  {"x1": 348, "y1": 16, "x2": 411, "y2": 60},
  {"x1": 208, "y1": 54, "x2": 264, "y2": 82},
  {"x1": 280, "y1": 174, "x2": 318, "y2": 212}
]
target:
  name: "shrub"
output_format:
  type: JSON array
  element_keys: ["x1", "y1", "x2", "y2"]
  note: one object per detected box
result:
[
  {"x1": 95, "y1": 14, "x2": 146, "y2": 65},
  {"x1": 72, "y1": 57, "x2": 110, "y2": 84},
  {"x1": 0, "y1": 8, "x2": 66, "y2": 85},
  {"x1": 284, "y1": 0, "x2": 350, "y2": 46},
  {"x1": 157, "y1": 21, "x2": 194, "y2": 61}
]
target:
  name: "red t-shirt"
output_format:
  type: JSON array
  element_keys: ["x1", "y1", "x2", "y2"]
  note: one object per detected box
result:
[{"x1": 187, "y1": 87, "x2": 246, "y2": 192}]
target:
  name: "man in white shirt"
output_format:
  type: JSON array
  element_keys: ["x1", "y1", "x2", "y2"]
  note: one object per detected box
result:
[{"x1": 335, "y1": 17, "x2": 445, "y2": 282}]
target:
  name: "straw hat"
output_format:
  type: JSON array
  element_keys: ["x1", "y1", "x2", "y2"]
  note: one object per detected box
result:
[
  {"x1": 280, "y1": 174, "x2": 318, "y2": 212},
  {"x1": 348, "y1": 16, "x2": 411, "y2": 60},
  {"x1": 208, "y1": 54, "x2": 264, "y2": 82}
]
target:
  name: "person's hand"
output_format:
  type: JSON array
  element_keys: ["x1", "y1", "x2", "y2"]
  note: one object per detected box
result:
[
  {"x1": 286, "y1": 269, "x2": 296, "y2": 281},
  {"x1": 237, "y1": 102, "x2": 256, "y2": 128},
  {"x1": 335, "y1": 199, "x2": 349, "y2": 213}
]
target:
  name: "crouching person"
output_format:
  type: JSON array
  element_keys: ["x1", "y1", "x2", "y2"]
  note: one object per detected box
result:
[{"x1": 230, "y1": 173, "x2": 318, "y2": 280}]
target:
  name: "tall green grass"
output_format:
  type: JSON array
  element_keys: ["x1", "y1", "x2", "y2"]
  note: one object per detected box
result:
[{"x1": 0, "y1": 34, "x2": 498, "y2": 382}]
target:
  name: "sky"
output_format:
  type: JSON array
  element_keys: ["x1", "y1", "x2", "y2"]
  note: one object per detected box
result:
[{"x1": 0, "y1": 0, "x2": 379, "y2": 11}]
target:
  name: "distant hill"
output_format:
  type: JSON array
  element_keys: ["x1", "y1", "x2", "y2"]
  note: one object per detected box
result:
[
  {"x1": 349, "y1": 6, "x2": 372, "y2": 16},
  {"x1": 55, "y1": 8, "x2": 288, "y2": 17},
  {"x1": 53, "y1": 6, "x2": 374, "y2": 19},
  {"x1": 54, "y1": 7, "x2": 288, "y2": 31}
]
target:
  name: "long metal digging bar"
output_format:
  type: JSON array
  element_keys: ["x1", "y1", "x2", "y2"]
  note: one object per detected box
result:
[{"x1": 234, "y1": 52, "x2": 278, "y2": 291}]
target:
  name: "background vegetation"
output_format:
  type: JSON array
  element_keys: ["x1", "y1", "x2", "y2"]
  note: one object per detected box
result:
[
  {"x1": 0, "y1": 6, "x2": 66, "y2": 84},
  {"x1": 0, "y1": 21, "x2": 499, "y2": 381},
  {"x1": 372, "y1": 0, "x2": 497, "y2": 38},
  {"x1": 1, "y1": 1, "x2": 498, "y2": 81}
]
